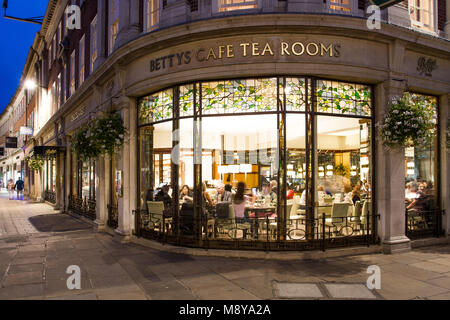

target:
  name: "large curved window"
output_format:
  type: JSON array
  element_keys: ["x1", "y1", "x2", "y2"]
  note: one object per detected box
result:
[{"x1": 137, "y1": 77, "x2": 375, "y2": 249}]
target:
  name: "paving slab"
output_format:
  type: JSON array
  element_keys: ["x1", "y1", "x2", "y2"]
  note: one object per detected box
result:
[
  {"x1": 324, "y1": 283, "x2": 377, "y2": 299},
  {"x1": 8, "y1": 263, "x2": 44, "y2": 274},
  {"x1": 89, "y1": 275, "x2": 135, "y2": 289},
  {"x1": 377, "y1": 272, "x2": 448, "y2": 300},
  {"x1": 2, "y1": 270, "x2": 44, "y2": 286},
  {"x1": 46, "y1": 292, "x2": 98, "y2": 300},
  {"x1": 410, "y1": 261, "x2": 450, "y2": 274},
  {"x1": 274, "y1": 282, "x2": 323, "y2": 299},
  {"x1": 425, "y1": 277, "x2": 450, "y2": 290},
  {"x1": 0, "y1": 283, "x2": 45, "y2": 299}
]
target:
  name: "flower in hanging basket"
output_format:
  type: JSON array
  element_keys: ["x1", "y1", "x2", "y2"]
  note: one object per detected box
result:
[
  {"x1": 381, "y1": 92, "x2": 435, "y2": 148},
  {"x1": 25, "y1": 154, "x2": 44, "y2": 171}
]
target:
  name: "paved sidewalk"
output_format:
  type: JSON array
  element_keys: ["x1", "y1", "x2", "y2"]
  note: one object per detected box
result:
[{"x1": 0, "y1": 195, "x2": 450, "y2": 300}]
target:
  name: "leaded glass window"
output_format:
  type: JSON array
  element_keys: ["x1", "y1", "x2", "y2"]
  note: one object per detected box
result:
[
  {"x1": 139, "y1": 88, "x2": 174, "y2": 124},
  {"x1": 201, "y1": 78, "x2": 277, "y2": 115},
  {"x1": 316, "y1": 80, "x2": 371, "y2": 116}
]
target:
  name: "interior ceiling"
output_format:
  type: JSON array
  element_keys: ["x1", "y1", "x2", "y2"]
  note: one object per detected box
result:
[{"x1": 156, "y1": 114, "x2": 363, "y2": 136}]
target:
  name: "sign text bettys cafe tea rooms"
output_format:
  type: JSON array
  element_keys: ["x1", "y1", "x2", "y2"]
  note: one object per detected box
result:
[{"x1": 150, "y1": 40, "x2": 341, "y2": 73}]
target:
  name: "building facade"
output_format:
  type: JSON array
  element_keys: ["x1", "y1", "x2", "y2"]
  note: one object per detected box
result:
[{"x1": 1, "y1": 0, "x2": 449, "y2": 254}]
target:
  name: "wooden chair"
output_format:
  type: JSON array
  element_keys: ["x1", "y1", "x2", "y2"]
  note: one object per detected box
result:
[
  {"x1": 326, "y1": 202, "x2": 351, "y2": 236},
  {"x1": 147, "y1": 201, "x2": 165, "y2": 230}
]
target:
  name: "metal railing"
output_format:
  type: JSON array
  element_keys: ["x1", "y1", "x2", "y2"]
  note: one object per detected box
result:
[
  {"x1": 44, "y1": 190, "x2": 56, "y2": 204},
  {"x1": 133, "y1": 208, "x2": 380, "y2": 251},
  {"x1": 68, "y1": 195, "x2": 96, "y2": 221},
  {"x1": 405, "y1": 208, "x2": 445, "y2": 240}
]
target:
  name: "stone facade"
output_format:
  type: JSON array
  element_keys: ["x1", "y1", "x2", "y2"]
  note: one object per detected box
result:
[{"x1": 1, "y1": 0, "x2": 449, "y2": 253}]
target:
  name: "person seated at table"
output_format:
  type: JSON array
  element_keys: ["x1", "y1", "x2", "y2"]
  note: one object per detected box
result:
[
  {"x1": 261, "y1": 181, "x2": 277, "y2": 204},
  {"x1": 155, "y1": 184, "x2": 172, "y2": 208},
  {"x1": 232, "y1": 182, "x2": 252, "y2": 224},
  {"x1": 405, "y1": 181, "x2": 418, "y2": 201},
  {"x1": 342, "y1": 184, "x2": 353, "y2": 204},
  {"x1": 179, "y1": 185, "x2": 193, "y2": 204},
  {"x1": 270, "y1": 180, "x2": 278, "y2": 196},
  {"x1": 223, "y1": 184, "x2": 233, "y2": 202},
  {"x1": 215, "y1": 183, "x2": 232, "y2": 203},
  {"x1": 286, "y1": 183, "x2": 295, "y2": 200},
  {"x1": 352, "y1": 184, "x2": 361, "y2": 205},
  {"x1": 202, "y1": 182, "x2": 215, "y2": 208},
  {"x1": 407, "y1": 183, "x2": 428, "y2": 211},
  {"x1": 317, "y1": 185, "x2": 326, "y2": 204}
]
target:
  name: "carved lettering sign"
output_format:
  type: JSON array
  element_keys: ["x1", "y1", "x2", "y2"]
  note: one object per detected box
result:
[
  {"x1": 417, "y1": 57, "x2": 437, "y2": 77},
  {"x1": 150, "y1": 40, "x2": 341, "y2": 73},
  {"x1": 70, "y1": 106, "x2": 86, "y2": 122}
]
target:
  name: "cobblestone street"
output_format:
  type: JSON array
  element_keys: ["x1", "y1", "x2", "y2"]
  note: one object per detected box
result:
[{"x1": 1, "y1": 193, "x2": 450, "y2": 300}]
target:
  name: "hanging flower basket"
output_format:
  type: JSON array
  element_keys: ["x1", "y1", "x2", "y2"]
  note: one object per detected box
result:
[
  {"x1": 381, "y1": 92, "x2": 435, "y2": 148},
  {"x1": 94, "y1": 112, "x2": 126, "y2": 156},
  {"x1": 25, "y1": 153, "x2": 44, "y2": 171},
  {"x1": 71, "y1": 112, "x2": 126, "y2": 160}
]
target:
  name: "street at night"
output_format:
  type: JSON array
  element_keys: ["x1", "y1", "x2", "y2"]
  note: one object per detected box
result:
[
  {"x1": 1, "y1": 193, "x2": 450, "y2": 300},
  {"x1": 0, "y1": 0, "x2": 449, "y2": 309}
]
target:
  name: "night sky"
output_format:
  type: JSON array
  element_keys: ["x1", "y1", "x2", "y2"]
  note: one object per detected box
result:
[{"x1": 0, "y1": 0, "x2": 48, "y2": 114}]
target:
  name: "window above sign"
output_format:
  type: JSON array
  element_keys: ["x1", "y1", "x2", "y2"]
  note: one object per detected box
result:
[
  {"x1": 216, "y1": 0, "x2": 259, "y2": 13},
  {"x1": 409, "y1": 0, "x2": 435, "y2": 33}
]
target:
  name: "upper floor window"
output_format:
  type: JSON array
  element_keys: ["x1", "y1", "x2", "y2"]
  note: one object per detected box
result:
[
  {"x1": 409, "y1": 0, "x2": 434, "y2": 32},
  {"x1": 145, "y1": 0, "x2": 160, "y2": 32},
  {"x1": 58, "y1": 21, "x2": 62, "y2": 44},
  {"x1": 90, "y1": 15, "x2": 98, "y2": 72},
  {"x1": 329, "y1": 0, "x2": 352, "y2": 12},
  {"x1": 52, "y1": 35, "x2": 56, "y2": 61},
  {"x1": 79, "y1": 35, "x2": 85, "y2": 85},
  {"x1": 109, "y1": 0, "x2": 119, "y2": 54},
  {"x1": 70, "y1": 51, "x2": 76, "y2": 96},
  {"x1": 57, "y1": 73, "x2": 61, "y2": 110},
  {"x1": 48, "y1": 44, "x2": 52, "y2": 70},
  {"x1": 217, "y1": 0, "x2": 258, "y2": 12}
]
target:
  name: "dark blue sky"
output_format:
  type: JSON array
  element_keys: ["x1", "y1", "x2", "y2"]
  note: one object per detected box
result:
[{"x1": 0, "y1": 0, "x2": 48, "y2": 114}]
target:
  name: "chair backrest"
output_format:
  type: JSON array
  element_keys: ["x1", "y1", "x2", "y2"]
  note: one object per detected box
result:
[
  {"x1": 286, "y1": 204, "x2": 292, "y2": 218},
  {"x1": 290, "y1": 201, "x2": 299, "y2": 217},
  {"x1": 147, "y1": 201, "x2": 165, "y2": 219},
  {"x1": 216, "y1": 202, "x2": 231, "y2": 219},
  {"x1": 360, "y1": 200, "x2": 371, "y2": 226},
  {"x1": 331, "y1": 202, "x2": 351, "y2": 219},
  {"x1": 361, "y1": 200, "x2": 369, "y2": 217},
  {"x1": 353, "y1": 201, "x2": 361, "y2": 217},
  {"x1": 228, "y1": 204, "x2": 235, "y2": 220}
]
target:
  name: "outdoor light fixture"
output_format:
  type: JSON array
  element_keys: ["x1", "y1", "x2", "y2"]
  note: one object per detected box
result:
[
  {"x1": 25, "y1": 79, "x2": 37, "y2": 90},
  {"x1": 2, "y1": 0, "x2": 43, "y2": 25}
]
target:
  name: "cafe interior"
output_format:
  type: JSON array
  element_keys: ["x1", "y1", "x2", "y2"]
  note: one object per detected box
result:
[{"x1": 139, "y1": 78, "x2": 373, "y2": 241}]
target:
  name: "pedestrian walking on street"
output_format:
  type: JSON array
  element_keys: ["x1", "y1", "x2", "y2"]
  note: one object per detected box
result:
[
  {"x1": 7, "y1": 179, "x2": 15, "y2": 200},
  {"x1": 15, "y1": 177, "x2": 24, "y2": 200}
]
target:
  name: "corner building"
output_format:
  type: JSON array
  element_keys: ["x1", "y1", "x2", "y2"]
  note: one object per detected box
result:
[{"x1": 26, "y1": 0, "x2": 450, "y2": 254}]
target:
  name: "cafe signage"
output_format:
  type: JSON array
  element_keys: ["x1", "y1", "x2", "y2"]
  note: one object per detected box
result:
[
  {"x1": 20, "y1": 126, "x2": 34, "y2": 136},
  {"x1": 5, "y1": 137, "x2": 18, "y2": 149},
  {"x1": 150, "y1": 40, "x2": 341, "y2": 73}
]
